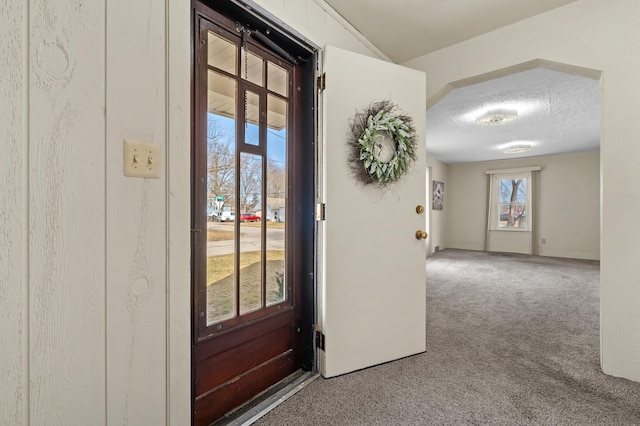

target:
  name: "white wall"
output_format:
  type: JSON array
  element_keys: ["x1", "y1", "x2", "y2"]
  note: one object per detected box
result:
[
  {"x1": 426, "y1": 156, "x2": 449, "y2": 254},
  {"x1": 445, "y1": 161, "x2": 488, "y2": 252},
  {"x1": 538, "y1": 152, "x2": 600, "y2": 259},
  {"x1": 445, "y1": 152, "x2": 600, "y2": 260},
  {"x1": 405, "y1": 0, "x2": 640, "y2": 382},
  {"x1": 0, "y1": 0, "x2": 389, "y2": 424}
]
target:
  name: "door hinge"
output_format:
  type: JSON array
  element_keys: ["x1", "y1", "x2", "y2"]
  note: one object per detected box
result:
[
  {"x1": 317, "y1": 73, "x2": 326, "y2": 92},
  {"x1": 315, "y1": 203, "x2": 326, "y2": 221},
  {"x1": 315, "y1": 327, "x2": 325, "y2": 351}
]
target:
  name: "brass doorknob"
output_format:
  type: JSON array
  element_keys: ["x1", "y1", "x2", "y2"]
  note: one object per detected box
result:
[
  {"x1": 415, "y1": 230, "x2": 428, "y2": 240},
  {"x1": 416, "y1": 205, "x2": 425, "y2": 214}
]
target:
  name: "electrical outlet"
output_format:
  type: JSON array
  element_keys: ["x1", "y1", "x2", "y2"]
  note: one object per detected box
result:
[{"x1": 123, "y1": 140, "x2": 161, "y2": 178}]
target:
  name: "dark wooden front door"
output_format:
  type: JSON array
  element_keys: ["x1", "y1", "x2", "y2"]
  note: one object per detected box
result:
[{"x1": 191, "y1": 3, "x2": 314, "y2": 424}]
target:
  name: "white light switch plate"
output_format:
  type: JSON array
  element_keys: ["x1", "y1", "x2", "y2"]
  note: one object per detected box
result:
[{"x1": 123, "y1": 139, "x2": 161, "y2": 178}]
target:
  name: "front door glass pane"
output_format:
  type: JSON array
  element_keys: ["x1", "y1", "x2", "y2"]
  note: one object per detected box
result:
[
  {"x1": 241, "y1": 48, "x2": 263, "y2": 86},
  {"x1": 267, "y1": 61, "x2": 288, "y2": 97},
  {"x1": 206, "y1": 69, "x2": 237, "y2": 326},
  {"x1": 239, "y1": 152, "x2": 264, "y2": 314},
  {"x1": 203, "y1": 30, "x2": 292, "y2": 328},
  {"x1": 266, "y1": 95, "x2": 287, "y2": 306},
  {"x1": 245, "y1": 91, "x2": 260, "y2": 146},
  {"x1": 208, "y1": 31, "x2": 236, "y2": 74}
]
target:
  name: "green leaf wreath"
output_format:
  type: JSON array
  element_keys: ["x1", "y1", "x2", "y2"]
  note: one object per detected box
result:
[{"x1": 348, "y1": 100, "x2": 417, "y2": 187}]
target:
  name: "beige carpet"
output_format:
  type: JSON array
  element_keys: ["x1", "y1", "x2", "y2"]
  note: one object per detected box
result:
[{"x1": 254, "y1": 249, "x2": 640, "y2": 425}]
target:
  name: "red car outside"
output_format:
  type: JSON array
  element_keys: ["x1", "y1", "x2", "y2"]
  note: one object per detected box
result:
[{"x1": 239, "y1": 213, "x2": 260, "y2": 222}]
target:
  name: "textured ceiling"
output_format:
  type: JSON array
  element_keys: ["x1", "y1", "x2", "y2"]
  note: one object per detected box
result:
[{"x1": 426, "y1": 68, "x2": 600, "y2": 163}]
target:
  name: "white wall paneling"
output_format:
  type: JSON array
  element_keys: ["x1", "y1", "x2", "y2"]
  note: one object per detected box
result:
[
  {"x1": 167, "y1": 0, "x2": 193, "y2": 422},
  {"x1": 28, "y1": 0, "x2": 106, "y2": 423},
  {"x1": 0, "y1": 0, "x2": 27, "y2": 424},
  {"x1": 0, "y1": 0, "x2": 193, "y2": 423},
  {"x1": 105, "y1": 0, "x2": 168, "y2": 423}
]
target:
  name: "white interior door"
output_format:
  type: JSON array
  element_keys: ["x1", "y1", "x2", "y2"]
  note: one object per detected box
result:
[{"x1": 320, "y1": 46, "x2": 427, "y2": 378}]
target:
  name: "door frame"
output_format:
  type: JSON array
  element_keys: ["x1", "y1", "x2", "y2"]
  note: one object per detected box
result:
[{"x1": 190, "y1": 0, "x2": 319, "y2": 422}]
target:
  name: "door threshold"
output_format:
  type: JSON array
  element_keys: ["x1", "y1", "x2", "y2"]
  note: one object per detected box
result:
[{"x1": 213, "y1": 370, "x2": 319, "y2": 425}]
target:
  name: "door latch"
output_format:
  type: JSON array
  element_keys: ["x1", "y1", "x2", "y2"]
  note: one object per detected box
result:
[
  {"x1": 315, "y1": 327, "x2": 325, "y2": 351},
  {"x1": 316, "y1": 203, "x2": 326, "y2": 221}
]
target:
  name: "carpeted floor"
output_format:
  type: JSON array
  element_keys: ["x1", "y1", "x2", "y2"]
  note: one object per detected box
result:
[{"x1": 254, "y1": 249, "x2": 640, "y2": 425}]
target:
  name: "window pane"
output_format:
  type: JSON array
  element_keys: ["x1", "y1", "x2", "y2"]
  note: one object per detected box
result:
[
  {"x1": 497, "y1": 178, "x2": 527, "y2": 229},
  {"x1": 244, "y1": 91, "x2": 260, "y2": 146},
  {"x1": 239, "y1": 153, "x2": 264, "y2": 315},
  {"x1": 498, "y1": 203, "x2": 527, "y2": 229},
  {"x1": 207, "y1": 71, "x2": 236, "y2": 120},
  {"x1": 208, "y1": 31, "x2": 237, "y2": 74},
  {"x1": 241, "y1": 48, "x2": 263, "y2": 86},
  {"x1": 266, "y1": 95, "x2": 287, "y2": 306},
  {"x1": 206, "y1": 71, "x2": 237, "y2": 326},
  {"x1": 499, "y1": 178, "x2": 526, "y2": 203},
  {"x1": 267, "y1": 62, "x2": 288, "y2": 97},
  {"x1": 516, "y1": 205, "x2": 527, "y2": 228}
]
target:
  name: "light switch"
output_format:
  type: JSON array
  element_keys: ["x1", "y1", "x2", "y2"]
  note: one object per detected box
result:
[{"x1": 123, "y1": 139, "x2": 161, "y2": 179}]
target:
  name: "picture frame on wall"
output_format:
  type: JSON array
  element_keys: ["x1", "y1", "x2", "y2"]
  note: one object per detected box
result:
[{"x1": 433, "y1": 181, "x2": 444, "y2": 210}]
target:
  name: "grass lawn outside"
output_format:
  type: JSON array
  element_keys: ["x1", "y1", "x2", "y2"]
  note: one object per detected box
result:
[
  {"x1": 206, "y1": 250, "x2": 286, "y2": 324},
  {"x1": 241, "y1": 221, "x2": 285, "y2": 229},
  {"x1": 207, "y1": 228, "x2": 235, "y2": 241}
]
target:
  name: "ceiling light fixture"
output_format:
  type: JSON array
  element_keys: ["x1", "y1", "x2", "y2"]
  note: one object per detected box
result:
[
  {"x1": 502, "y1": 145, "x2": 532, "y2": 154},
  {"x1": 476, "y1": 109, "x2": 518, "y2": 126}
]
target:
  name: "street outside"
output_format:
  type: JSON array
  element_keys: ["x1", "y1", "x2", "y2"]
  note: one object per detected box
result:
[{"x1": 207, "y1": 221, "x2": 285, "y2": 257}]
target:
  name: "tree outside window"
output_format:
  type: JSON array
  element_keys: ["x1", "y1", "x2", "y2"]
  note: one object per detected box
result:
[{"x1": 498, "y1": 178, "x2": 527, "y2": 229}]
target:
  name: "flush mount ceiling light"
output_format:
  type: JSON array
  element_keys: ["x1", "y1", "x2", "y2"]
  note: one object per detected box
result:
[
  {"x1": 476, "y1": 109, "x2": 518, "y2": 126},
  {"x1": 502, "y1": 145, "x2": 532, "y2": 154},
  {"x1": 499, "y1": 140, "x2": 537, "y2": 155}
]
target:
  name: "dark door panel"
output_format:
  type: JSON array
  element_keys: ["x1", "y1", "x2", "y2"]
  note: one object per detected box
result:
[{"x1": 194, "y1": 352, "x2": 297, "y2": 425}]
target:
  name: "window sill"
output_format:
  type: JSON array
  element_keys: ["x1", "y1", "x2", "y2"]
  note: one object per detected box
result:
[{"x1": 490, "y1": 227, "x2": 530, "y2": 232}]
